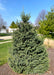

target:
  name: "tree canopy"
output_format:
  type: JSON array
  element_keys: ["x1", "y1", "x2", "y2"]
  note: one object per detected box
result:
[
  {"x1": 38, "y1": 9, "x2": 54, "y2": 38},
  {"x1": 0, "y1": 15, "x2": 7, "y2": 28},
  {"x1": 10, "y1": 21, "x2": 18, "y2": 28},
  {"x1": 35, "y1": 9, "x2": 46, "y2": 26}
]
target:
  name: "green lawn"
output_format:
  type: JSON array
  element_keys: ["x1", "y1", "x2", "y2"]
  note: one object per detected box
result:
[
  {"x1": 0, "y1": 39, "x2": 12, "y2": 42},
  {"x1": 0, "y1": 42, "x2": 12, "y2": 66}
]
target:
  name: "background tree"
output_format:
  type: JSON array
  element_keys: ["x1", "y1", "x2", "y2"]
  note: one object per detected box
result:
[
  {"x1": 0, "y1": 15, "x2": 7, "y2": 28},
  {"x1": 2, "y1": 25, "x2": 6, "y2": 29},
  {"x1": 10, "y1": 21, "x2": 18, "y2": 28},
  {"x1": 39, "y1": 8, "x2": 54, "y2": 38},
  {"x1": 16, "y1": 20, "x2": 19, "y2": 25},
  {"x1": 35, "y1": 9, "x2": 46, "y2": 26},
  {"x1": 9, "y1": 12, "x2": 49, "y2": 74}
]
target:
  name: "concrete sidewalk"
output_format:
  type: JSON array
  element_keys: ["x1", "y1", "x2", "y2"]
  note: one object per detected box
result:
[{"x1": 0, "y1": 36, "x2": 12, "y2": 40}]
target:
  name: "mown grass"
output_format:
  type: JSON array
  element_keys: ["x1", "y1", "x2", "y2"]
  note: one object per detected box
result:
[
  {"x1": 0, "y1": 42, "x2": 12, "y2": 66},
  {"x1": 0, "y1": 39, "x2": 12, "y2": 42}
]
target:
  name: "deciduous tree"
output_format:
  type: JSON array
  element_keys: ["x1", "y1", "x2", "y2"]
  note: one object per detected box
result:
[
  {"x1": 35, "y1": 9, "x2": 46, "y2": 26},
  {"x1": 0, "y1": 15, "x2": 7, "y2": 28}
]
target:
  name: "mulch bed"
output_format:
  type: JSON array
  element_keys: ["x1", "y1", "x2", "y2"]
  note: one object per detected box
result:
[{"x1": 0, "y1": 48, "x2": 54, "y2": 75}]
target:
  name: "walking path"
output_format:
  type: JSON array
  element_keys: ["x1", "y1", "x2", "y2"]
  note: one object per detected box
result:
[
  {"x1": 0, "y1": 36, "x2": 12, "y2": 40},
  {"x1": 0, "y1": 36, "x2": 12, "y2": 44}
]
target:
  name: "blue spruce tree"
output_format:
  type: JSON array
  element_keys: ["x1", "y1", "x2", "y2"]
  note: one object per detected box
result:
[{"x1": 9, "y1": 12, "x2": 49, "y2": 74}]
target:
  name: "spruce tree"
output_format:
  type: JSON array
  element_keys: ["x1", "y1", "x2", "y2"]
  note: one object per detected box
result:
[{"x1": 9, "y1": 12, "x2": 49, "y2": 74}]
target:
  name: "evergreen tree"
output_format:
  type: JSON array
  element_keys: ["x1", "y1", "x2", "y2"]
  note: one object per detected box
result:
[
  {"x1": 10, "y1": 21, "x2": 18, "y2": 28},
  {"x1": 21, "y1": 11, "x2": 31, "y2": 23},
  {"x1": 39, "y1": 8, "x2": 54, "y2": 38},
  {"x1": 9, "y1": 12, "x2": 49, "y2": 74}
]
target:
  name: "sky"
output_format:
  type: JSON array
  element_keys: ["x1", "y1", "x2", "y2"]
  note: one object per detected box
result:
[{"x1": 0, "y1": 0, "x2": 54, "y2": 28}]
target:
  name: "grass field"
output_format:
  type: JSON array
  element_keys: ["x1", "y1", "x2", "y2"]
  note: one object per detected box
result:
[
  {"x1": 0, "y1": 39, "x2": 12, "y2": 42},
  {"x1": 0, "y1": 42, "x2": 12, "y2": 66}
]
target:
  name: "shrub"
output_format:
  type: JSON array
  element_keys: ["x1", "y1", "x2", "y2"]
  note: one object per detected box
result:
[{"x1": 9, "y1": 12, "x2": 49, "y2": 74}]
